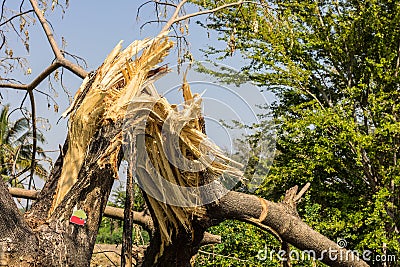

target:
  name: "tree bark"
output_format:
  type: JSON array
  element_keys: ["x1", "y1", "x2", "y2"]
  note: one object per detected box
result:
[
  {"x1": 209, "y1": 191, "x2": 369, "y2": 267},
  {"x1": 0, "y1": 122, "x2": 122, "y2": 266},
  {"x1": 0, "y1": 178, "x2": 38, "y2": 266}
]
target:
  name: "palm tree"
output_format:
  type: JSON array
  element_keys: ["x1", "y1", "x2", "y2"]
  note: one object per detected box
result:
[{"x1": 0, "y1": 105, "x2": 48, "y2": 187}]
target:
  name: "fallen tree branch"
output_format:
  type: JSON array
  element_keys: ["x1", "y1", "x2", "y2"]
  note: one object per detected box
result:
[
  {"x1": 209, "y1": 191, "x2": 369, "y2": 267},
  {"x1": 8, "y1": 187, "x2": 153, "y2": 230}
]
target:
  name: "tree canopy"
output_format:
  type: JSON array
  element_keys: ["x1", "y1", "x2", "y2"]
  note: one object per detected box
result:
[{"x1": 193, "y1": 0, "x2": 400, "y2": 263}]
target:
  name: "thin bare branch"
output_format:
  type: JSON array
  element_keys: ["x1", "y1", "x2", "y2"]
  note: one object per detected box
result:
[
  {"x1": 160, "y1": 0, "x2": 264, "y2": 34},
  {"x1": 8, "y1": 19, "x2": 26, "y2": 48},
  {"x1": 61, "y1": 50, "x2": 88, "y2": 69},
  {"x1": 136, "y1": 0, "x2": 155, "y2": 21},
  {"x1": 0, "y1": 9, "x2": 33, "y2": 27},
  {"x1": 154, "y1": 0, "x2": 178, "y2": 8},
  {"x1": 140, "y1": 19, "x2": 168, "y2": 31},
  {"x1": 0, "y1": 0, "x2": 7, "y2": 23},
  {"x1": 0, "y1": 61, "x2": 61, "y2": 90},
  {"x1": 29, "y1": 0, "x2": 62, "y2": 58},
  {"x1": 160, "y1": 0, "x2": 188, "y2": 33},
  {"x1": 34, "y1": 88, "x2": 58, "y2": 106},
  {"x1": 28, "y1": 0, "x2": 88, "y2": 78},
  {"x1": 19, "y1": 0, "x2": 26, "y2": 13}
]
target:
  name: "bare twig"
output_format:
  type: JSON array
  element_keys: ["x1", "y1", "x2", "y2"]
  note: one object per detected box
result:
[
  {"x1": 28, "y1": 0, "x2": 87, "y2": 78},
  {"x1": 19, "y1": 0, "x2": 26, "y2": 13},
  {"x1": 0, "y1": 9, "x2": 33, "y2": 27},
  {"x1": 154, "y1": 0, "x2": 178, "y2": 9},
  {"x1": 136, "y1": 0, "x2": 156, "y2": 21},
  {"x1": 140, "y1": 19, "x2": 168, "y2": 32},
  {"x1": 0, "y1": 0, "x2": 7, "y2": 22},
  {"x1": 160, "y1": 0, "x2": 263, "y2": 34},
  {"x1": 0, "y1": 61, "x2": 61, "y2": 90},
  {"x1": 34, "y1": 88, "x2": 58, "y2": 106},
  {"x1": 60, "y1": 50, "x2": 88, "y2": 69},
  {"x1": 160, "y1": 0, "x2": 188, "y2": 33}
]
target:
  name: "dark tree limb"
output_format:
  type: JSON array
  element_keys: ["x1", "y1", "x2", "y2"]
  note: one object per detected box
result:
[
  {"x1": 122, "y1": 166, "x2": 134, "y2": 267},
  {"x1": 0, "y1": 9, "x2": 34, "y2": 27},
  {"x1": 26, "y1": 88, "x2": 36, "y2": 209},
  {"x1": 0, "y1": 61, "x2": 61, "y2": 90}
]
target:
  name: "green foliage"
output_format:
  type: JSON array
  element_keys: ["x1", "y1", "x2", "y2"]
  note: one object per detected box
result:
[
  {"x1": 0, "y1": 105, "x2": 48, "y2": 186},
  {"x1": 192, "y1": 0, "x2": 400, "y2": 265},
  {"x1": 195, "y1": 220, "x2": 280, "y2": 267},
  {"x1": 96, "y1": 181, "x2": 149, "y2": 245},
  {"x1": 96, "y1": 217, "x2": 124, "y2": 244}
]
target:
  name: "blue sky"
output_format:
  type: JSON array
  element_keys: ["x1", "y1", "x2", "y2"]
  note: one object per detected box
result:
[{"x1": 1, "y1": 1, "x2": 275, "y2": 189}]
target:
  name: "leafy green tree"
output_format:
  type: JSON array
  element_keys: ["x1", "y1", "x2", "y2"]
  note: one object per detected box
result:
[
  {"x1": 193, "y1": 0, "x2": 400, "y2": 264},
  {"x1": 0, "y1": 105, "x2": 47, "y2": 186}
]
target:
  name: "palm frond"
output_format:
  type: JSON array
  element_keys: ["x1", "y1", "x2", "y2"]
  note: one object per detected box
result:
[{"x1": 6, "y1": 117, "x2": 30, "y2": 143}]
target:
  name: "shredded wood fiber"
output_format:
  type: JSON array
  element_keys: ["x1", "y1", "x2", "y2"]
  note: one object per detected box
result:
[{"x1": 52, "y1": 34, "x2": 243, "y2": 260}]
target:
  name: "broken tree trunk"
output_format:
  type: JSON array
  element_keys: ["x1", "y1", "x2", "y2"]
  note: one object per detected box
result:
[
  {"x1": 0, "y1": 35, "x2": 173, "y2": 266},
  {"x1": 0, "y1": 32, "x2": 369, "y2": 267}
]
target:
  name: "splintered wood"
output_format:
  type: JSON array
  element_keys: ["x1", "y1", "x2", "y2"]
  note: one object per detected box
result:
[
  {"x1": 52, "y1": 34, "x2": 243, "y2": 261},
  {"x1": 52, "y1": 34, "x2": 173, "y2": 212}
]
